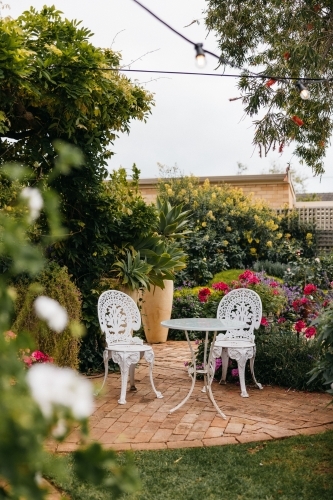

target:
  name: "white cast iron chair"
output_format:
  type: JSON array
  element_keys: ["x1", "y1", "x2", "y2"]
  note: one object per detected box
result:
[
  {"x1": 97, "y1": 290, "x2": 163, "y2": 404},
  {"x1": 212, "y1": 288, "x2": 263, "y2": 398}
]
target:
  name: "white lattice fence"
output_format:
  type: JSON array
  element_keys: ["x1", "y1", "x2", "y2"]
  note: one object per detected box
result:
[
  {"x1": 297, "y1": 207, "x2": 333, "y2": 230},
  {"x1": 276, "y1": 207, "x2": 333, "y2": 251}
]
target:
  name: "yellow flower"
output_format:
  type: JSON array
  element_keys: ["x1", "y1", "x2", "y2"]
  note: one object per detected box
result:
[
  {"x1": 202, "y1": 222, "x2": 207, "y2": 227},
  {"x1": 207, "y1": 210, "x2": 215, "y2": 220},
  {"x1": 226, "y1": 226, "x2": 232, "y2": 232},
  {"x1": 167, "y1": 188, "x2": 173, "y2": 195},
  {"x1": 193, "y1": 190, "x2": 198, "y2": 197},
  {"x1": 276, "y1": 233, "x2": 283, "y2": 239},
  {"x1": 250, "y1": 247, "x2": 257, "y2": 254},
  {"x1": 211, "y1": 193, "x2": 216, "y2": 199},
  {"x1": 306, "y1": 233, "x2": 313, "y2": 240},
  {"x1": 222, "y1": 240, "x2": 229, "y2": 246},
  {"x1": 285, "y1": 233, "x2": 291, "y2": 239},
  {"x1": 266, "y1": 241, "x2": 273, "y2": 248}
]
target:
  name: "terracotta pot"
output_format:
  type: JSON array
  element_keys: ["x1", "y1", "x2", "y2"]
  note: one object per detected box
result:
[{"x1": 141, "y1": 280, "x2": 174, "y2": 343}]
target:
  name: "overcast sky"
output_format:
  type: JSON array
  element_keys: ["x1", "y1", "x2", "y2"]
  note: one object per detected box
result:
[{"x1": 8, "y1": 0, "x2": 333, "y2": 192}]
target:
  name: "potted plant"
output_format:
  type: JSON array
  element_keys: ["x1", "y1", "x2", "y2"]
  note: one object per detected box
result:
[{"x1": 112, "y1": 197, "x2": 191, "y2": 342}]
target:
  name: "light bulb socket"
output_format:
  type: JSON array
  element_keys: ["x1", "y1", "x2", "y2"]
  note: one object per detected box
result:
[
  {"x1": 295, "y1": 81, "x2": 310, "y2": 99},
  {"x1": 195, "y1": 43, "x2": 205, "y2": 58},
  {"x1": 295, "y1": 81, "x2": 306, "y2": 92}
]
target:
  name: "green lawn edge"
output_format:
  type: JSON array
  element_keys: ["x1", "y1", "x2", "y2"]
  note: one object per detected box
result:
[{"x1": 44, "y1": 430, "x2": 333, "y2": 500}]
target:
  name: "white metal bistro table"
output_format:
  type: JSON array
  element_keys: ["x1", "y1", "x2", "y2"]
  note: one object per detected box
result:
[{"x1": 161, "y1": 317, "x2": 245, "y2": 419}]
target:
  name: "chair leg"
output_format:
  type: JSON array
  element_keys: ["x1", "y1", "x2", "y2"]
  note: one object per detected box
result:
[
  {"x1": 237, "y1": 356, "x2": 249, "y2": 398},
  {"x1": 144, "y1": 350, "x2": 163, "y2": 400},
  {"x1": 249, "y1": 347, "x2": 263, "y2": 390},
  {"x1": 129, "y1": 362, "x2": 137, "y2": 391},
  {"x1": 219, "y1": 348, "x2": 229, "y2": 385},
  {"x1": 228, "y1": 347, "x2": 253, "y2": 398},
  {"x1": 112, "y1": 351, "x2": 140, "y2": 404},
  {"x1": 95, "y1": 349, "x2": 111, "y2": 395}
]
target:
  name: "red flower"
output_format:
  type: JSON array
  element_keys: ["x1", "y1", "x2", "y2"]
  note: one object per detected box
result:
[
  {"x1": 278, "y1": 317, "x2": 286, "y2": 324},
  {"x1": 261, "y1": 317, "x2": 269, "y2": 327},
  {"x1": 269, "y1": 282, "x2": 279, "y2": 288},
  {"x1": 292, "y1": 298, "x2": 310, "y2": 311},
  {"x1": 304, "y1": 284, "x2": 317, "y2": 295},
  {"x1": 283, "y1": 51, "x2": 290, "y2": 60},
  {"x1": 272, "y1": 289, "x2": 279, "y2": 295},
  {"x1": 322, "y1": 300, "x2": 330, "y2": 308},
  {"x1": 294, "y1": 320, "x2": 306, "y2": 332},
  {"x1": 265, "y1": 78, "x2": 277, "y2": 87},
  {"x1": 305, "y1": 326, "x2": 317, "y2": 338},
  {"x1": 212, "y1": 282, "x2": 229, "y2": 292},
  {"x1": 29, "y1": 351, "x2": 53, "y2": 364},
  {"x1": 291, "y1": 115, "x2": 304, "y2": 127},
  {"x1": 239, "y1": 270, "x2": 260, "y2": 284},
  {"x1": 198, "y1": 288, "x2": 211, "y2": 303}
]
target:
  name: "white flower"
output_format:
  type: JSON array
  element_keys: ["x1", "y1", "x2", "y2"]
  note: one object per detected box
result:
[
  {"x1": 20, "y1": 187, "x2": 43, "y2": 221},
  {"x1": 27, "y1": 364, "x2": 94, "y2": 419},
  {"x1": 34, "y1": 296, "x2": 68, "y2": 332},
  {"x1": 315, "y1": 258, "x2": 320, "y2": 263}
]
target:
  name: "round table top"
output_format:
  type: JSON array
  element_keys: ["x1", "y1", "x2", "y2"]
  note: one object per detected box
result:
[{"x1": 161, "y1": 317, "x2": 245, "y2": 331}]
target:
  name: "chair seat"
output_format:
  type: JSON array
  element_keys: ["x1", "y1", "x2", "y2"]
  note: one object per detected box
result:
[
  {"x1": 214, "y1": 339, "x2": 255, "y2": 348},
  {"x1": 107, "y1": 344, "x2": 152, "y2": 352}
]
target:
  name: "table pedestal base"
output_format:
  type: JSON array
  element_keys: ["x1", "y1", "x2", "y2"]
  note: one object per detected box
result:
[{"x1": 168, "y1": 329, "x2": 226, "y2": 419}]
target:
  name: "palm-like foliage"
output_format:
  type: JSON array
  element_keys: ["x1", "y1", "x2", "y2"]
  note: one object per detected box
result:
[
  {"x1": 156, "y1": 196, "x2": 191, "y2": 239},
  {"x1": 112, "y1": 199, "x2": 191, "y2": 290},
  {"x1": 112, "y1": 251, "x2": 152, "y2": 291}
]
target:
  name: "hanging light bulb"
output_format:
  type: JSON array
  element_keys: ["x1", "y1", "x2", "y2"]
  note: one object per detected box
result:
[
  {"x1": 194, "y1": 43, "x2": 206, "y2": 68},
  {"x1": 295, "y1": 81, "x2": 310, "y2": 100}
]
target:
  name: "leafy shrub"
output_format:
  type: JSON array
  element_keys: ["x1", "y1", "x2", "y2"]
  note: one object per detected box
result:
[
  {"x1": 309, "y1": 302, "x2": 333, "y2": 395},
  {"x1": 12, "y1": 263, "x2": 82, "y2": 369},
  {"x1": 284, "y1": 253, "x2": 333, "y2": 288},
  {"x1": 209, "y1": 269, "x2": 244, "y2": 284},
  {"x1": 253, "y1": 260, "x2": 287, "y2": 279},
  {"x1": 158, "y1": 170, "x2": 316, "y2": 285},
  {"x1": 254, "y1": 331, "x2": 323, "y2": 391}
]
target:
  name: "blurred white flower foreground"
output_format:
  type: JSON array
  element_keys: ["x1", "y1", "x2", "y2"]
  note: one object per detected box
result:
[
  {"x1": 27, "y1": 363, "x2": 94, "y2": 419},
  {"x1": 20, "y1": 187, "x2": 43, "y2": 221},
  {"x1": 34, "y1": 295, "x2": 68, "y2": 332}
]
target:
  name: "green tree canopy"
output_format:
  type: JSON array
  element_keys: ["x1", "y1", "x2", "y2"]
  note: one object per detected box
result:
[
  {"x1": 0, "y1": 5, "x2": 153, "y2": 158},
  {"x1": 205, "y1": 0, "x2": 333, "y2": 175},
  {"x1": 0, "y1": 6, "x2": 155, "y2": 371}
]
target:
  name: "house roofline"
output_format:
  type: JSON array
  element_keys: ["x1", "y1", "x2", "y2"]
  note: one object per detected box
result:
[{"x1": 139, "y1": 173, "x2": 294, "y2": 187}]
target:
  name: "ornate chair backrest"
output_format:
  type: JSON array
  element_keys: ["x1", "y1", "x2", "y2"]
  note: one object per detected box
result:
[
  {"x1": 98, "y1": 290, "x2": 141, "y2": 347},
  {"x1": 216, "y1": 288, "x2": 262, "y2": 341}
]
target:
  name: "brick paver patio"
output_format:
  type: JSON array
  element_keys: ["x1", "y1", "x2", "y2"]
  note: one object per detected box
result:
[{"x1": 54, "y1": 341, "x2": 333, "y2": 452}]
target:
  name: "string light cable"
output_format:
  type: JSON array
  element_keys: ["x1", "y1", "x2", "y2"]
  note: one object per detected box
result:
[
  {"x1": 130, "y1": 0, "x2": 328, "y2": 96},
  {"x1": 44, "y1": 1, "x2": 331, "y2": 93}
]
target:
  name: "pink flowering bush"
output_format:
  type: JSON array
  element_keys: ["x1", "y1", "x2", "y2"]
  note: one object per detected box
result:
[
  {"x1": 212, "y1": 281, "x2": 229, "y2": 292},
  {"x1": 198, "y1": 287, "x2": 211, "y2": 303},
  {"x1": 23, "y1": 350, "x2": 54, "y2": 367},
  {"x1": 304, "y1": 283, "x2": 317, "y2": 295}
]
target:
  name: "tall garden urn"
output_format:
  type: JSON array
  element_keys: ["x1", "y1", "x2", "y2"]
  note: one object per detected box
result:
[{"x1": 141, "y1": 280, "x2": 174, "y2": 343}]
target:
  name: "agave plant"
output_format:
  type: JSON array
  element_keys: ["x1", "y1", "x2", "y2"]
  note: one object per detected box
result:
[
  {"x1": 134, "y1": 235, "x2": 187, "y2": 289},
  {"x1": 112, "y1": 251, "x2": 152, "y2": 291},
  {"x1": 112, "y1": 199, "x2": 191, "y2": 291},
  {"x1": 156, "y1": 196, "x2": 191, "y2": 239}
]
